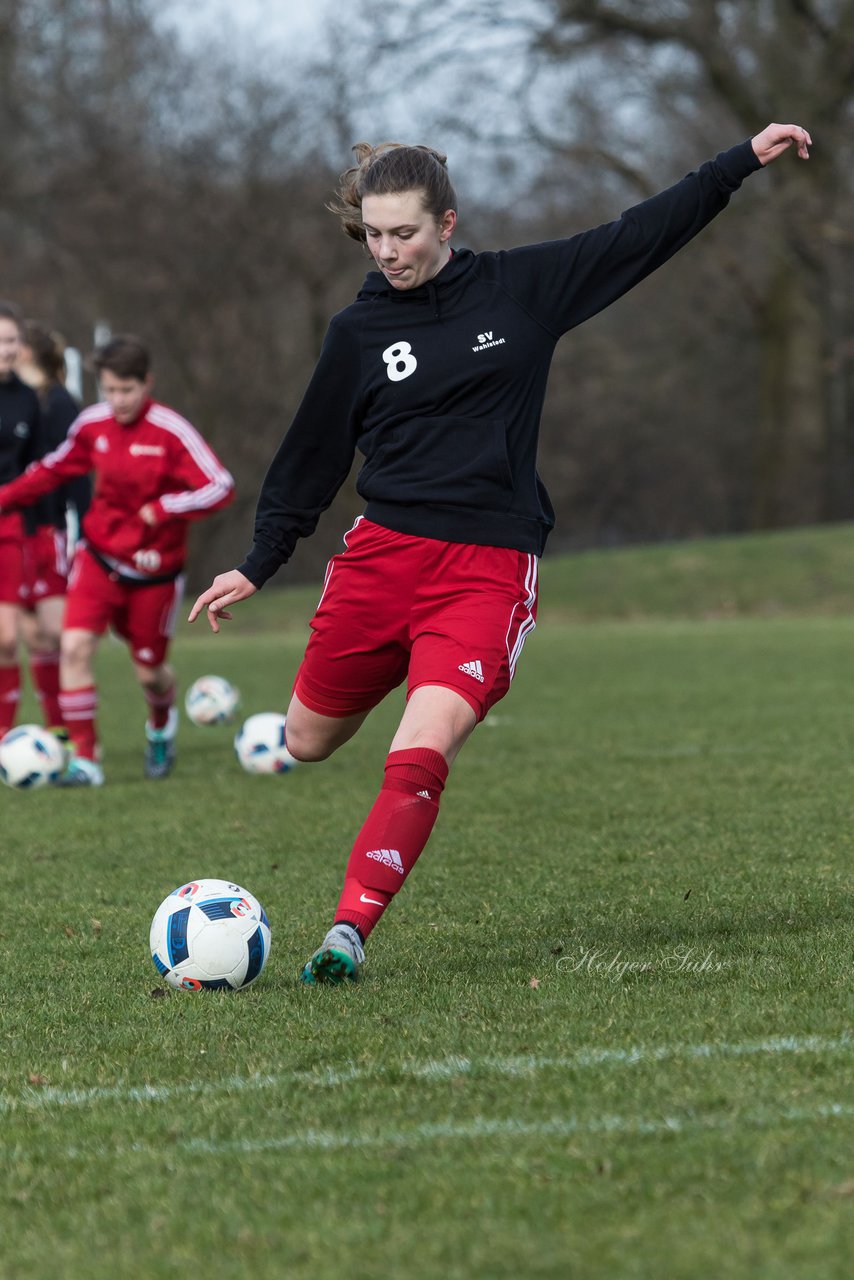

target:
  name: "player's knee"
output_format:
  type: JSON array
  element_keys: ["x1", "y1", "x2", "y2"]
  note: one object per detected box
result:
[
  {"x1": 281, "y1": 722, "x2": 332, "y2": 763},
  {"x1": 392, "y1": 722, "x2": 470, "y2": 765},
  {"x1": 60, "y1": 632, "x2": 88, "y2": 666},
  {"x1": 134, "y1": 661, "x2": 171, "y2": 691},
  {"x1": 400, "y1": 727, "x2": 447, "y2": 754},
  {"x1": 0, "y1": 615, "x2": 17, "y2": 660},
  {"x1": 30, "y1": 628, "x2": 60, "y2": 655}
]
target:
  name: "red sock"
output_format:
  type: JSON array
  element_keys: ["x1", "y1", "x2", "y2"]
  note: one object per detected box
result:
[
  {"x1": 29, "y1": 653, "x2": 62, "y2": 729},
  {"x1": 58, "y1": 685, "x2": 99, "y2": 760},
  {"x1": 0, "y1": 664, "x2": 20, "y2": 735},
  {"x1": 334, "y1": 747, "x2": 449, "y2": 939},
  {"x1": 144, "y1": 681, "x2": 175, "y2": 730}
]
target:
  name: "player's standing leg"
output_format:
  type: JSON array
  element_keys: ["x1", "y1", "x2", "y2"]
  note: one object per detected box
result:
[
  {"x1": 19, "y1": 597, "x2": 65, "y2": 734},
  {"x1": 0, "y1": 531, "x2": 25, "y2": 734},
  {"x1": 296, "y1": 685, "x2": 476, "y2": 984},
  {"x1": 0, "y1": 601, "x2": 21, "y2": 736},
  {"x1": 295, "y1": 538, "x2": 538, "y2": 985},
  {"x1": 52, "y1": 548, "x2": 113, "y2": 784},
  {"x1": 56, "y1": 626, "x2": 104, "y2": 785},
  {"x1": 127, "y1": 575, "x2": 183, "y2": 779},
  {"x1": 19, "y1": 527, "x2": 71, "y2": 738},
  {"x1": 137, "y1": 660, "x2": 178, "y2": 779}
]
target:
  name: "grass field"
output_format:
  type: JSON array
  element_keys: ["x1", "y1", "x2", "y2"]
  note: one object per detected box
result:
[{"x1": 2, "y1": 525, "x2": 853, "y2": 1279}]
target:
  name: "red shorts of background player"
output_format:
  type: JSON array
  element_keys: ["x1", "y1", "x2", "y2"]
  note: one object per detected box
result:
[
  {"x1": 294, "y1": 518, "x2": 538, "y2": 722},
  {"x1": 0, "y1": 512, "x2": 24, "y2": 606},
  {"x1": 64, "y1": 547, "x2": 184, "y2": 667},
  {"x1": 19, "y1": 526, "x2": 69, "y2": 610}
]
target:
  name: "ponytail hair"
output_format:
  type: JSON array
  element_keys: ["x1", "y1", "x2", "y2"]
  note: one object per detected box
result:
[
  {"x1": 328, "y1": 142, "x2": 458, "y2": 243},
  {"x1": 22, "y1": 320, "x2": 67, "y2": 385}
]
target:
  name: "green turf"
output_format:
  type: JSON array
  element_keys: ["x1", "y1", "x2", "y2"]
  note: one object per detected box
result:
[
  {"x1": 541, "y1": 521, "x2": 854, "y2": 621},
  {"x1": 1, "y1": 528, "x2": 853, "y2": 1279}
]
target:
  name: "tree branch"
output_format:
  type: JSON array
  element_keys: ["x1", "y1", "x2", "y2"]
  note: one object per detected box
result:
[{"x1": 788, "y1": 0, "x2": 833, "y2": 41}]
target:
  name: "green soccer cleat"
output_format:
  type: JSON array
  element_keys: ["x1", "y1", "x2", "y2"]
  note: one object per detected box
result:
[
  {"x1": 54, "y1": 755, "x2": 105, "y2": 788},
  {"x1": 299, "y1": 924, "x2": 365, "y2": 985},
  {"x1": 144, "y1": 707, "x2": 178, "y2": 780}
]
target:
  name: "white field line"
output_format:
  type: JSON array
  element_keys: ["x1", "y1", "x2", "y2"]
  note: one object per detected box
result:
[
  {"x1": 37, "y1": 1100, "x2": 854, "y2": 1163},
  {"x1": 1, "y1": 1032, "x2": 850, "y2": 1116}
]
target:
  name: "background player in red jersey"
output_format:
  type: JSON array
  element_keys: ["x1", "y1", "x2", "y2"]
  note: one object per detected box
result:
[
  {"x1": 0, "y1": 334, "x2": 234, "y2": 785},
  {"x1": 16, "y1": 320, "x2": 90, "y2": 737},
  {"x1": 0, "y1": 301, "x2": 41, "y2": 738},
  {"x1": 190, "y1": 123, "x2": 811, "y2": 984}
]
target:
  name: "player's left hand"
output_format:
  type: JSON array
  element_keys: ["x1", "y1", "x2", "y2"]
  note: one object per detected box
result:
[
  {"x1": 139, "y1": 503, "x2": 159, "y2": 525},
  {"x1": 189, "y1": 569, "x2": 257, "y2": 633},
  {"x1": 751, "y1": 123, "x2": 811, "y2": 166}
]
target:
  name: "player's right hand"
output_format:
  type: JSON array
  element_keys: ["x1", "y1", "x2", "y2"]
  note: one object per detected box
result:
[{"x1": 188, "y1": 569, "x2": 257, "y2": 633}]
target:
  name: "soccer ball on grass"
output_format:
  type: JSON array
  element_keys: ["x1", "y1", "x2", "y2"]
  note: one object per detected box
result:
[
  {"x1": 149, "y1": 879, "x2": 271, "y2": 990},
  {"x1": 0, "y1": 724, "x2": 66, "y2": 789},
  {"x1": 185, "y1": 674, "x2": 240, "y2": 726},
  {"x1": 234, "y1": 712, "x2": 298, "y2": 774}
]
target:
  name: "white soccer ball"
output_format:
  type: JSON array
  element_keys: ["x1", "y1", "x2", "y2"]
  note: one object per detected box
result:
[
  {"x1": 0, "y1": 724, "x2": 65, "y2": 789},
  {"x1": 234, "y1": 712, "x2": 298, "y2": 774},
  {"x1": 185, "y1": 674, "x2": 240, "y2": 726},
  {"x1": 149, "y1": 878, "x2": 271, "y2": 991}
]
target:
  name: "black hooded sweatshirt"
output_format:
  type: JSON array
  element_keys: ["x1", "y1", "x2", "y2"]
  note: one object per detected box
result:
[
  {"x1": 239, "y1": 140, "x2": 761, "y2": 589},
  {"x1": 0, "y1": 372, "x2": 40, "y2": 488}
]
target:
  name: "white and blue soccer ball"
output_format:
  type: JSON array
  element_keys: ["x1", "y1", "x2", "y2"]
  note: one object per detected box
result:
[
  {"x1": 0, "y1": 724, "x2": 65, "y2": 789},
  {"x1": 185, "y1": 674, "x2": 240, "y2": 726},
  {"x1": 149, "y1": 878, "x2": 271, "y2": 991},
  {"x1": 234, "y1": 712, "x2": 298, "y2": 775}
]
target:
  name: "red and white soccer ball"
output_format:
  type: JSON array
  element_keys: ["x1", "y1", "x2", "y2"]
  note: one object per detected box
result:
[
  {"x1": 149, "y1": 878, "x2": 271, "y2": 990},
  {"x1": 234, "y1": 712, "x2": 298, "y2": 774},
  {"x1": 0, "y1": 724, "x2": 66, "y2": 789},
  {"x1": 185, "y1": 674, "x2": 240, "y2": 726}
]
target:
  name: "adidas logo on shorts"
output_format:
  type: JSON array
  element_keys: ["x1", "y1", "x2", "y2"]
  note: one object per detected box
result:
[
  {"x1": 458, "y1": 659, "x2": 485, "y2": 683},
  {"x1": 366, "y1": 848, "x2": 405, "y2": 874}
]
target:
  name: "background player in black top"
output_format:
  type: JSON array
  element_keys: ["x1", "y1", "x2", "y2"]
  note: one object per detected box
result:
[{"x1": 16, "y1": 320, "x2": 90, "y2": 732}]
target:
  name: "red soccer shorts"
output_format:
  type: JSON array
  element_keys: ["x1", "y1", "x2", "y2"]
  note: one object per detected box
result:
[
  {"x1": 0, "y1": 514, "x2": 24, "y2": 606},
  {"x1": 64, "y1": 547, "x2": 184, "y2": 667},
  {"x1": 19, "y1": 527, "x2": 69, "y2": 610},
  {"x1": 294, "y1": 518, "x2": 538, "y2": 721}
]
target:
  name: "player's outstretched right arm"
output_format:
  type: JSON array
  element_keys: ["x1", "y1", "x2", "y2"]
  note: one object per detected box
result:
[{"x1": 188, "y1": 569, "x2": 257, "y2": 633}]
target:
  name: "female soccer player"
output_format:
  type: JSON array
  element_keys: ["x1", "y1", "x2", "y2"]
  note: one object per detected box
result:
[
  {"x1": 0, "y1": 334, "x2": 234, "y2": 784},
  {"x1": 0, "y1": 301, "x2": 41, "y2": 738},
  {"x1": 16, "y1": 321, "x2": 90, "y2": 734},
  {"x1": 190, "y1": 122, "x2": 812, "y2": 984}
]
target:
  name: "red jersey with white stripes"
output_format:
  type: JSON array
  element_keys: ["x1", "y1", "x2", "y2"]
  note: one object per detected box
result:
[{"x1": 0, "y1": 399, "x2": 233, "y2": 579}]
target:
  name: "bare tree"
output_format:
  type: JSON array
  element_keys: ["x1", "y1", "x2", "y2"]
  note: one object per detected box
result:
[{"x1": 535, "y1": 0, "x2": 854, "y2": 526}]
